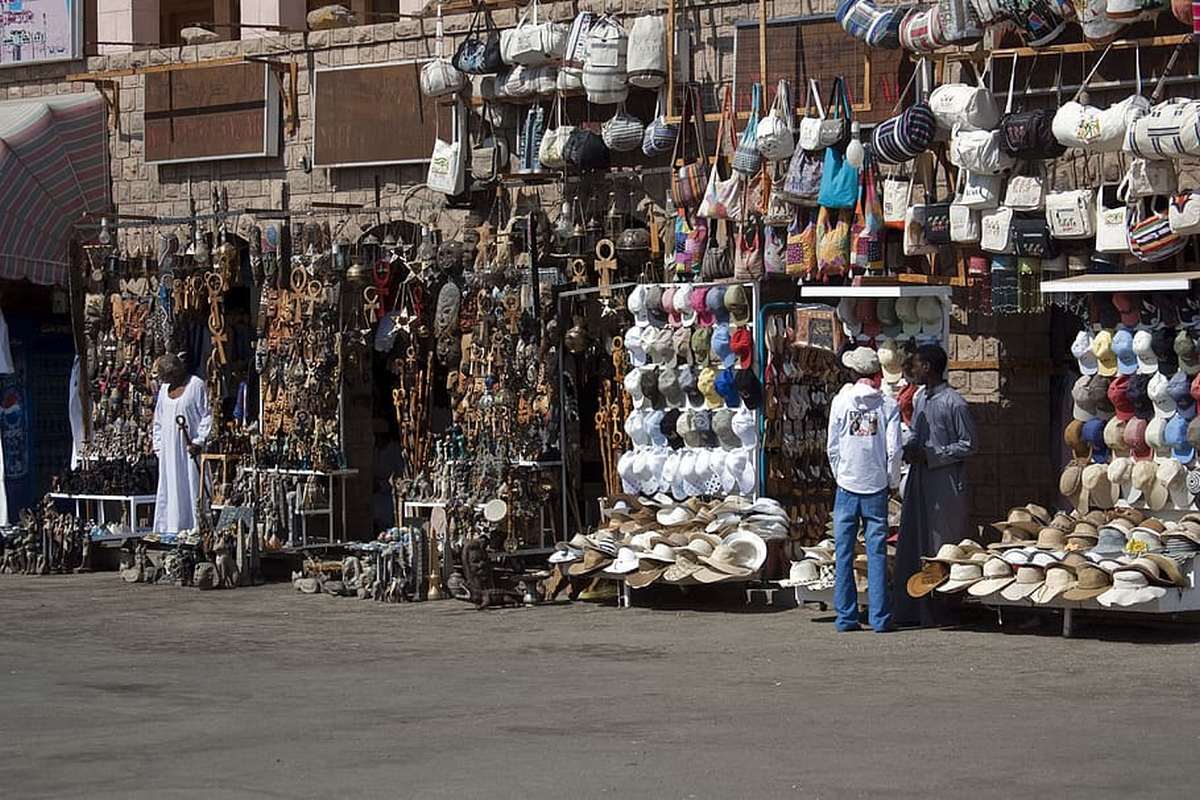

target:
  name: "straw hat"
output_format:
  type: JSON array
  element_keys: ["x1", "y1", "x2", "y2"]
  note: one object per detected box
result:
[
  {"x1": 922, "y1": 543, "x2": 969, "y2": 564},
  {"x1": 1061, "y1": 562, "x2": 1113, "y2": 601},
  {"x1": 1033, "y1": 526, "x2": 1068, "y2": 551},
  {"x1": 999, "y1": 565, "x2": 1046, "y2": 601},
  {"x1": 1030, "y1": 564, "x2": 1078, "y2": 604},
  {"x1": 1097, "y1": 569, "x2": 1167, "y2": 607},
  {"x1": 906, "y1": 562, "x2": 949, "y2": 597},
  {"x1": 568, "y1": 548, "x2": 615, "y2": 576},
  {"x1": 936, "y1": 561, "x2": 985, "y2": 593},
  {"x1": 990, "y1": 508, "x2": 1043, "y2": 538},
  {"x1": 967, "y1": 557, "x2": 1016, "y2": 597},
  {"x1": 625, "y1": 562, "x2": 669, "y2": 589}
]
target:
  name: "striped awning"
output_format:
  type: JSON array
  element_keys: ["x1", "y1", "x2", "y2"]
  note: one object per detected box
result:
[{"x1": 0, "y1": 93, "x2": 109, "y2": 286}]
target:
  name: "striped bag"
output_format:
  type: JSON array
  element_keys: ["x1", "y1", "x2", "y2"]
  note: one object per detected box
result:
[
  {"x1": 733, "y1": 83, "x2": 764, "y2": 176},
  {"x1": 871, "y1": 67, "x2": 936, "y2": 165},
  {"x1": 1126, "y1": 99, "x2": 1200, "y2": 160},
  {"x1": 1129, "y1": 199, "x2": 1188, "y2": 262}
]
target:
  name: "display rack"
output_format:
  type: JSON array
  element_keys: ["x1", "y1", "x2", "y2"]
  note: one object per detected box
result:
[
  {"x1": 240, "y1": 467, "x2": 358, "y2": 546},
  {"x1": 46, "y1": 493, "x2": 156, "y2": 539},
  {"x1": 1040, "y1": 272, "x2": 1200, "y2": 294}
]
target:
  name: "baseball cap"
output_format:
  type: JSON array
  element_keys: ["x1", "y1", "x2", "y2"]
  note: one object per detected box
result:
[
  {"x1": 1091, "y1": 330, "x2": 1118, "y2": 378},
  {"x1": 1111, "y1": 329, "x2": 1138, "y2": 376},
  {"x1": 1132, "y1": 329, "x2": 1158, "y2": 375},
  {"x1": 1072, "y1": 331, "x2": 1098, "y2": 376}
]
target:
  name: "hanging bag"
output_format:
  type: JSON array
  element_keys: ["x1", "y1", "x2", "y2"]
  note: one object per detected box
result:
[
  {"x1": 1096, "y1": 171, "x2": 1131, "y2": 252},
  {"x1": 699, "y1": 87, "x2": 744, "y2": 220},
  {"x1": 583, "y1": 15, "x2": 629, "y2": 105},
  {"x1": 817, "y1": 206, "x2": 852, "y2": 280},
  {"x1": 950, "y1": 168, "x2": 982, "y2": 243},
  {"x1": 782, "y1": 147, "x2": 824, "y2": 206},
  {"x1": 797, "y1": 79, "x2": 827, "y2": 152},
  {"x1": 818, "y1": 80, "x2": 861, "y2": 209},
  {"x1": 428, "y1": 99, "x2": 466, "y2": 195},
  {"x1": 515, "y1": 104, "x2": 546, "y2": 174},
  {"x1": 1119, "y1": 158, "x2": 1179, "y2": 199},
  {"x1": 1004, "y1": 160, "x2": 1047, "y2": 211},
  {"x1": 470, "y1": 106, "x2": 509, "y2": 182},
  {"x1": 602, "y1": 102, "x2": 645, "y2": 152},
  {"x1": 1127, "y1": 41, "x2": 1198, "y2": 158},
  {"x1": 1011, "y1": 213, "x2": 1058, "y2": 258},
  {"x1": 502, "y1": 0, "x2": 568, "y2": 66},
  {"x1": 421, "y1": 4, "x2": 466, "y2": 98},
  {"x1": 1006, "y1": 0, "x2": 1067, "y2": 46},
  {"x1": 929, "y1": 58, "x2": 999, "y2": 132},
  {"x1": 1055, "y1": 44, "x2": 1150, "y2": 153},
  {"x1": 642, "y1": 90, "x2": 678, "y2": 157},
  {"x1": 757, "y1": 79, "x2": 797, "y2": 161},
  {"x1": 670, "y1": 84, "x2": 709, "y2": 212},
  {"x1": 980, "y1": 206, "x2": 1015, "y2": 254},
  {"x1": 558, "y1": 12, "x2": 596, "y2": 93},
  {"x1": 1169, "y1": 191, "x2": 1200, "y2": 236},
  {"x1": 734, "y1": 83, "x2": 765, "y2": 176},
  {"x1": 627, "y1": 15, "x2": 667, "y2": 89},
  {"x1": 999, "y1": 53, "x2": 1066, "y2": 160},
  {"x1": 1129, "y1": 197, "x2": 1188, "y2": 262},
  {"x1": 937, "y1": 0, "x2": 984, "y2": 42},
  {"x1": 734, "y1": 223, "x2": 765, "y2": 281},
  {"x1": 872, "y1": 64, "x2": 937, "y2": 165},
  {"x1": 882, "y1": 166, "x2": 910, "y2": 229},
  {"x1": 1044, "y1": 157, "x2": 1097, "y2": 240},
  {"x1": 904, "y1": 155, "x2": 941, "y2": 255},
  {"x1": 818, "y1": 77, "x2": 853, "y2": 149},
  {"x1": 851, "y1": 155, "x2": 886, "y2": 270},
  {"x1": 453, "y1": 1, "x2": 504, "y2": 75},
  {"x1": 787, "y1": 211, "x2": 818, "y2": 279},
  {"x1": 539, "y1": 95, "x2": 573, "y2": 169},
  {"x1": 950, "y1": 124, "x2": 1016, "y2": 175}
]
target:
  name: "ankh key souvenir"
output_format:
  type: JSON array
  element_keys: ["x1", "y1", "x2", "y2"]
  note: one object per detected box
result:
[{"x1": 595, "y1": 238, "x2": 617, "y2": 298}]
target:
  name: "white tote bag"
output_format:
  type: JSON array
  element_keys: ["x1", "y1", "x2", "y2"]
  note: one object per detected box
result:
[
  {"x1": 929, "y1": 60, "x2": 999, "y2": 132},
  {"x1": 1004, "y1": 162, "x2": 1046, "y2": 211},
  {"x1": 1046, "y1": 189, "x2": 1097, "y2": 239},
  {"x1": 1119, "y1": 158, "x2": 1178, "y2": 199},
  {"x1": 428, "y1": 100, "x2": 466, "y2": 196},
  {"x1": 1095, "y1": 185, "x2": 1131, "y2": 252},
  {"x1": 502, "y1": 0, "x2": 568, "y2": 66},
  {"x1": 980, "y1": 206, "x2": 1014, "y2": 254},
  {"x1": 950, "y1": 204, "x2": 981, "y2": 243},
  {"x1": 797, "y1": 79, "x2": 826, "y2": 152},
  {"x1": 883, "y1": 173, "x2": 910, "y2": 227},
  {"x1": 583, "y1": 15, "x2": 629, "y2": 105},
  {"x1": 956, "y1": 170, "x2": 1002, "y2": 209},
  {"x1": 757, "y1": 79, "x2": 796, "y2": 160}
]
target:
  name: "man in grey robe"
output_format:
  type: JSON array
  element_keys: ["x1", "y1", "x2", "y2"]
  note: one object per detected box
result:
[{"x1": 894, "y1": 344, "x2": 977, "y2": 627}]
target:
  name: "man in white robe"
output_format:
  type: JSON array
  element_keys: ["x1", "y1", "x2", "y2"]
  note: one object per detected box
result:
[{"x1": 152, "y1": 354, "x2": 212, "y2": 533}]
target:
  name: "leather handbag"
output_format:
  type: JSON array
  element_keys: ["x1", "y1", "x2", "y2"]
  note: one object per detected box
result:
[
  {"x1": 871, "y1": 63, "x2": 937, "y2": 165},
  {"x1": 733, "y1": 83, "x2": 765, "y2": 176},
  {"x1": 998, "y1": 53, "x2": 1065, "y2": 160},
  {"x1": 818, "y1": 78, "x2": 853, "y2": 149},
  {"x1": 816, "y1": 207, "x2": 852, "y2": 280},
  {"x1": 1129, "y1": 198, "x2": 1188, "y2": 262},
  {"x1": 670, "y1": 84, "x2": 709, "y2": 212},
  {"x1": 453, "y1": 1, "x2": 504, "y2": 75},
  {"x1": 699, "y1": 88, "x2": 744, "y2": 221},
  {"x1": 929, "y1": 59, "x2": 999, "y2": 132}
]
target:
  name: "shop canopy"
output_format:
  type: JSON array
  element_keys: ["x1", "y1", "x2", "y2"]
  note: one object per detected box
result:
[{"x1": 0, "y1": 92, "x2": 109, "y2": 286}]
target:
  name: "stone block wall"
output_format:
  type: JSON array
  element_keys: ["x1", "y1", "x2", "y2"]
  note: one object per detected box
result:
[{"x1": 0, "y1": 0, "x2": 1059, "y2": 533}]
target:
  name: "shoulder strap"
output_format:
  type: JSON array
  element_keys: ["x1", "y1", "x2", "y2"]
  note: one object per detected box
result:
[
  {"x1": 1005, "y1": 53, "x2": 1018, "y2": 115},
  {"x1": 811, "y1": 79, "x2": 826, "y2": 119},
  {"x1": 1152, "y1": 37, "x2": 1189, "y2": 104}
]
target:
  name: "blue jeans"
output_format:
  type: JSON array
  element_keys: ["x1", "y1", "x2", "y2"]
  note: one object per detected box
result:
[{"x1": 832, "y1": 487, "x2": 893, "y2": 632}]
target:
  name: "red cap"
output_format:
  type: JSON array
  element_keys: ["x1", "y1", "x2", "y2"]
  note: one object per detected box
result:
[{"x1": 730, "y1": 327, "x2": 753, "y2": 368}]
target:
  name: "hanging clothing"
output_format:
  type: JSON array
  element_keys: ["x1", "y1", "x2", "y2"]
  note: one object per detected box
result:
[
  {"x1": 893, "y1": 381, "x2": 977, "y2": 627},
  {"x1": 69, "y1": 356, "x2": 84, "y2": 470},
  {"x1": 152, "y1": 376, "x2": 212, "y2": 533}
]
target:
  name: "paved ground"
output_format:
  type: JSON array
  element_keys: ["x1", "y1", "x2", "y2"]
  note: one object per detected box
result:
[{"x1": 1, "y1": 574, "x2": 1199, "y2": 799}]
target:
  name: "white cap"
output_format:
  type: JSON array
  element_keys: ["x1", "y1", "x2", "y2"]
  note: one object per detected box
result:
[
  {"x1": 1133, "y1": 329, "x2": 1158, "y2": 375},
  {"x1": 1071, "y1": 331, "x2": 1098, "y2": 376}
]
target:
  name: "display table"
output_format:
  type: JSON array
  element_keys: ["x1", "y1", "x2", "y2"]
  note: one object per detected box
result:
[{"x1": 47, "y1": 493, "x2": 156, "y2": 540}]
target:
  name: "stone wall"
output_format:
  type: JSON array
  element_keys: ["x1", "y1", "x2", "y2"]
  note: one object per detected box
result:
[{"x1": 0, "y1": 1, "x2": 1055, "y2": 534}]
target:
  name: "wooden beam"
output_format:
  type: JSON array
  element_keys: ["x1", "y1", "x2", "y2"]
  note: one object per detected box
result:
[
  {"x1": 937, "y1": 32, "x2": 1193, "y2": 62},
  {"x1": 67, "y1": 55, "x2": 246, "y2": 82}
]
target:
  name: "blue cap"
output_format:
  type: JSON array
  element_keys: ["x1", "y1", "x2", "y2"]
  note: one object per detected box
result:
[
  {"x1": 1112, "y1": 329, "x2": 1138, "y2": 376},
  {"x1": 706, "y1": 286, "x2": 729, "y2": 323},
  {"x1": 1165, "y1": 414, "x2": 1195, "y2": 463},
  {"x1": 1169, "y1": 371, "x2": 1196, "y2": 420},
  {"x1": 711, "y1": 324, "x2": 735, "y2": 368},
  {"x1": 1082, "y1": 417, "x2": 1109, "y2": 463},
  {"x1": 714, "y1": 368, "x2": 741, "y2": 408}
]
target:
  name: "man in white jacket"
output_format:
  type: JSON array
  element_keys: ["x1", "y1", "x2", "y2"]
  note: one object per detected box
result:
[{"x1": 826, "y1": 347, "x2": 902, "y2": 632}]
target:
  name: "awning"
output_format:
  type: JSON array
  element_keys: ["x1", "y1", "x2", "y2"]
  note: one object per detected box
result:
[{"x1": 0, "y1": 93, "x2": 109, "y2": 286}]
